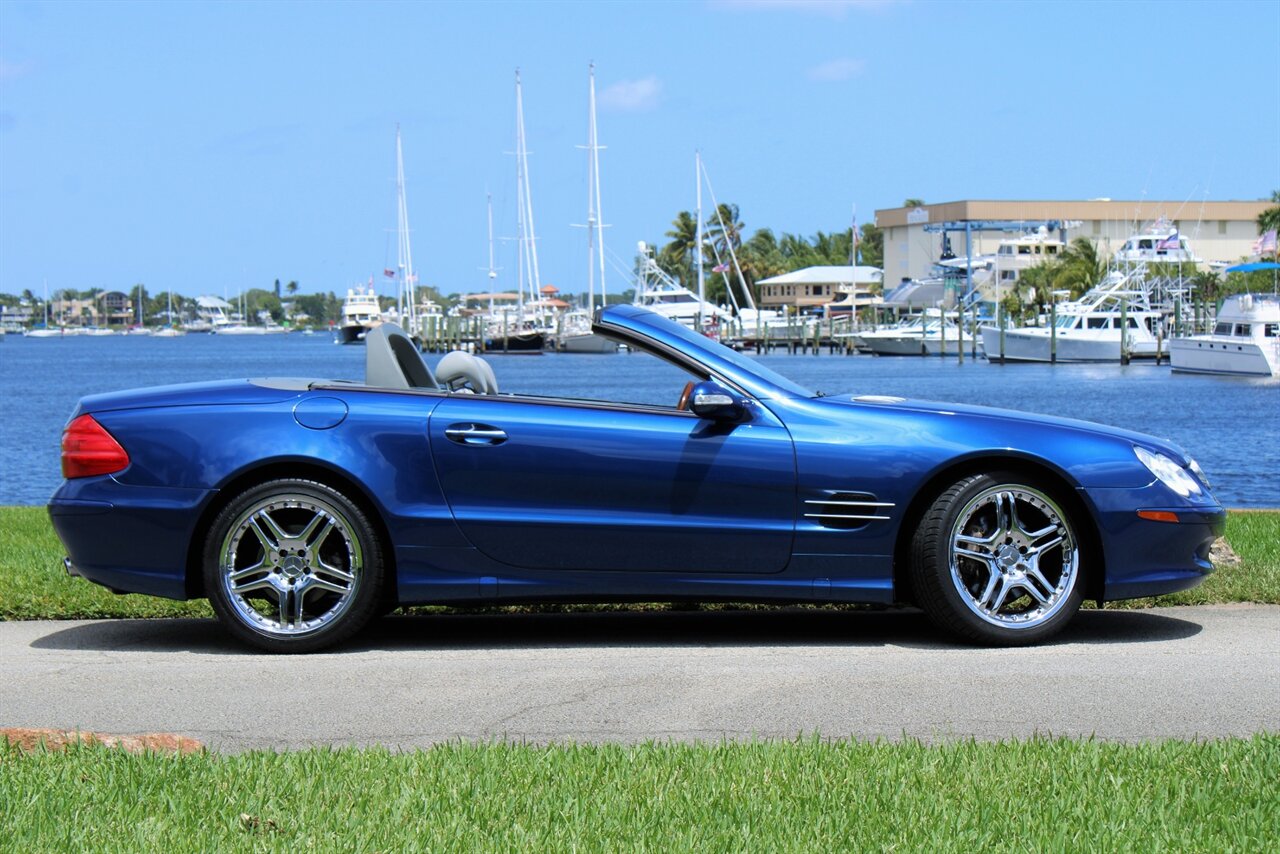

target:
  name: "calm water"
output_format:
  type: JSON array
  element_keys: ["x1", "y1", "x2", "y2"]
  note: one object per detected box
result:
[{"x1": 2, "y1": 332, "x2": 1276, "y2": 506}]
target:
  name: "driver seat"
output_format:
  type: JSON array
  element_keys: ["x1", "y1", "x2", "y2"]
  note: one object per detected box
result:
[{"x1": 365, "y1": 323, "x2": 438, "y2": 389}]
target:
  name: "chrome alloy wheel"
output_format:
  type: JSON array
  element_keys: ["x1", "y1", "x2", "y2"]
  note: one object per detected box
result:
[
  {"x1": 218, "y1": 494, "x2": 363, "y2": 637},
  {"x1": 948, "y1": 485, "x2": 1078, "y2": 629}
]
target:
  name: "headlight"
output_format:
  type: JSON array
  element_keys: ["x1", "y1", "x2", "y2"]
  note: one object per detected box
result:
[
  {"x1": 1188, "y1": 457, "x2": 1211, "y2": 489},
  {"x1": 1134, "y1": 446, "x2": 1202, "y2": 498}
]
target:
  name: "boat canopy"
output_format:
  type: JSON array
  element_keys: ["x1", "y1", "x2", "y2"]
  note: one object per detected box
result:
[{"x1": 1225, "y1": 262, "x2": 1280, "y2": 272}]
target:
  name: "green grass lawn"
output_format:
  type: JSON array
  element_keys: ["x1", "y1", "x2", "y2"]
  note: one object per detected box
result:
[
  {"x1": 2, "y1": 736, "x2": 1276, "y2": 851},
  {"x1": 2, "y1": 506, "x2": 1277, "y2": 620}
]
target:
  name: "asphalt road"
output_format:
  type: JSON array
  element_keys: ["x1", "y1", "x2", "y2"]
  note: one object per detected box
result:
[{"x1": 2, "y1": 605, "x2": 1277, "y2": 752}]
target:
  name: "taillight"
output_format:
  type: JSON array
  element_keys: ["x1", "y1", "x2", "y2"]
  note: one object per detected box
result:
[{"x1": 61, "y1": 414, "x2": 130, "y2": 478}]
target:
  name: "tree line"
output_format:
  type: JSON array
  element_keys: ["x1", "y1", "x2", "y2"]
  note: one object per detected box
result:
[{"x1": 648, "y1": 203, "x2": 885, "y2": 305}]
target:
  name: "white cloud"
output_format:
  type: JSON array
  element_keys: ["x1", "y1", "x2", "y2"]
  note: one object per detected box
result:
[
  {"x1": 808, "y1": 57, "x2": 866, "y2": 82},
  {"x1": 712, "y1": 0, "x2": 904, "y2": 18},
  {"x1": 598, "y1": 76, "x2": 662, "y2": 112}
]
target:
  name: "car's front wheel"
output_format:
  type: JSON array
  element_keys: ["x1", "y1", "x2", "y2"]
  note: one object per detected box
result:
[
  {"x1": 910, "y1": 472, "x2": 1084, "y2": 645},
  {"x1": 202, "y1": 479, "x2": 384, "y2": 653}
]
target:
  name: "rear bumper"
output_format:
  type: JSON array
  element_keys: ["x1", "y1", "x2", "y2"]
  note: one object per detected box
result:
[
  {"x1": 48, "y1": 477, "x2": 215, "y2": 601},
  {"x1": 1082, "y1": 485, "x2": 1227, "y2": 601}
]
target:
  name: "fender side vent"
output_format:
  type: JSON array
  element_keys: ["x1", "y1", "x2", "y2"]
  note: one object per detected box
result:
[{"x1": 804, "y1": 492, "x2": 894, "y2": 530}]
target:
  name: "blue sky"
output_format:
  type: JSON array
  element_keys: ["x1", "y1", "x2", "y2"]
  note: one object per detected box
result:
[{"x1": 1, "y1": 0, "x2": 1277, "y2": 300}]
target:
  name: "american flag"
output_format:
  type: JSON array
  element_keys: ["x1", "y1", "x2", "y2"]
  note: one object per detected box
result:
[
  {"x1": 712, "y1": 262, "x2": 729, "y2": 273},
  {"x1": 1254, "y1": 229, "x2": 1278, "y2": 255},
  {"x1": 1156, "y1": 231, "x2": 1180, "y2": 250},
  {"x1": 383, "y1": 268, "x2": 396, "y2": 278}
]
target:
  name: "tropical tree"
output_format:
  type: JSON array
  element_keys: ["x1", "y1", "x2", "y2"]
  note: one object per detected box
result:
[
  {"x1": 1257, "y1": 190, "x2": 1280, "y2": 235},
  {"x1": 659, "y1": 210, "x2": 700, "y2": 287},
  {"x1": 857, "y1": 222, "x2": 884, "y2": 269},
  {"x1": 903, "y1": 198, "x2": 925, "y2": 209},
  {"x1": 705, "y1": 203, "x2": 744, "y2": 259},
  {"x1": 1052, "y1": 237, "x2": 1108, "y2": 299},
  {"x1": 286, "y1": 280, "x2": 299, "y2": 297}
]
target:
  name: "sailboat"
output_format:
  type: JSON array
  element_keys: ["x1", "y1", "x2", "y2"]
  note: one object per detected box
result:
[
  {"x1": 486, "y1": 70, "x2": 546, "y2": 353},
  {"x1": 558, "y1": 64, "x2": 619, "y2": 354},
  {"x1": 25, "y1": 280, "x2": 65, "y2": 337},
  {"x1": 154, "y1": 289, "x2": 187, "y2": 337}
]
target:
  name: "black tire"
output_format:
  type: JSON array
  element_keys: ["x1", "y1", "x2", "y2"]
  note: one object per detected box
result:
[
  {"x1": 202, "y1": 478, "x2": 385, "y2": 653},
  {"x1": 909, "y1": 471, "x2": 1084, "y2": 645}
]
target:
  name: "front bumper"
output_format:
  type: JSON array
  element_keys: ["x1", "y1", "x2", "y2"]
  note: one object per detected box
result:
[{"x1": 1082, "y1": 484, "x2": 1227, "y2": 601}]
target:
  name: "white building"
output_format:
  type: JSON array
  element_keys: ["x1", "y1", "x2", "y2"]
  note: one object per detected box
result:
[
  {"x1": 757, "y1": 265, "x2": 884, "y2": 312},
  {"x1": 876, "y1": 199, "x2": 1272, "y2": 287}
]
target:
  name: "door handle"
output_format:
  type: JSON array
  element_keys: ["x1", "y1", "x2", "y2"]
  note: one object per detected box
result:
[{"x1": 444, "y1": 423, "x2": 508, "y2": 446}]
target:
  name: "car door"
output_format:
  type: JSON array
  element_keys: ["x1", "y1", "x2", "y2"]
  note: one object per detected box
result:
[{"x1": 427, "y1": 394, "x2": 796, "y2": 573}]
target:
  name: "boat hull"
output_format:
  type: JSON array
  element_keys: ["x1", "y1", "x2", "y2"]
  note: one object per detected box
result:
[
  {"x1": 1168, "y1": 337, "x2": 1280, "y2": 377},
  {"x1": 485, "y1": 332, "x2": 545, "y2": 352},
  {"x1": 557, "y1": 332, "x2": 619, "y2": 354},
  {"x1": 981, "y1": 326, "x2": 1160, "y2": 363}
]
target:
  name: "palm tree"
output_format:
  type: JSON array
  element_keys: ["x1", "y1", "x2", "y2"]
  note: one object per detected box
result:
[
  {"x1": 661, "y1": 211, "x2": 700, "y2": 286},
  {"x1": 1053, "y1": 237, "x2": 1108, "y2": 299},
  {"x1": 903, "y1": 198, "x2": 925, "y2": 209},
  {"x1": 286, "y1": 280, "x2": 299, "y2": 297},
  {"x1": 705, "y1": 203, "x2": 744, "y2": 260},
  {"x1": 1257, "y1": 190, "x2": 1280, "y2": 236}
]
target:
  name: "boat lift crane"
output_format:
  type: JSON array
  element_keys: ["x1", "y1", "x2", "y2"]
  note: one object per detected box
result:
[{"x1": 922, "y1": 219, "x2": 1067, "y2": 303}]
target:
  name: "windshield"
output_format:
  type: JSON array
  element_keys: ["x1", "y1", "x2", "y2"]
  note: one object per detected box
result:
[{"x1": 603, "y1": 307, "x2": 816, "y2": 398}]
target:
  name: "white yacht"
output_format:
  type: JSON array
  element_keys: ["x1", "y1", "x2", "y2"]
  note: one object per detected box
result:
[
  {"x1": 982, "y1": 229, "x2": 1066, "y2": 305},
  {"x1": 633, "y1": 242, "x2": 727, "y2": 332},
  {"x1": 1169, "y1": 293, "x2": 1280, "y2": 377},
  {"x1": 862, "y1": 308, "x2": 977, "y2": 356},
  {"x1": 980, "y1": 269, "x2": 1165, "y2": 362},
  {"x1": 336, "y1": 287, "x2": 383, "y2": 345}
]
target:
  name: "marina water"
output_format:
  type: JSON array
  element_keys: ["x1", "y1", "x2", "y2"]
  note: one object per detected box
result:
[{"x1": 2, "y1": 333, "x2": 1275, "y2": 507}]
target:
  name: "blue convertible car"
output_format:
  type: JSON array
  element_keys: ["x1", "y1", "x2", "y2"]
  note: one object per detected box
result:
[{"x1": 51, "y1": 305, "x2": 1225, "y2": 652}]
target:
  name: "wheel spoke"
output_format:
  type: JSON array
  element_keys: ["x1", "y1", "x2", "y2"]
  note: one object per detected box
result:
[
  {"x1": 994, "y1": 492, "x2": 1012, "y2": 537},
  {"x1": 314, "y1": 557, "x2": 355, "y2": 584},
  {"x1": 299, "y1": 513, "x2": 334, "y2": 549},
  {"x1": 277, "y1": 588, "x2": 293, "y2": 627},
  {"x1": 1024, "y1": 523, "x2": 1058, "y2": 540},
  {"x1": 255, "y1": 510, "x2": 290, "y2": 546},
  {"x1": 976, "y1": 570, "x2": 1002, "y2": 608},
  {"x1": 291, "y1": 586, "x2": 306, "y2": 624},
  {"x1": 956, "y1": 531, "x2": 999, "y2": 547},
  {"x1": 228, "y1": 559, "x2": 267, "y2": 581},
  {"x1": 247, "y1": 517, "x2": 278, "y2": 553},
  {"x1": 1027, "y1": 567, "x2": 1057, "y2": 599},
  {"x1": 1020, "y1": 578, "x2": 1050, "y2": 605},
  {"x1": 1027, "y1": 535, "x2": 1064, "y2": 558},
  {"x1": 306, "y1": 576, "x2": 349, "y2": 596},
  {"x1": 955, "y1": 545, "x2": 993, "y2": 563},
  {"x1": 988, "y1": 577, "x2": 1012, "y2": 611},
  {"x1": 231, "y1": 577, "x2": 274, "y2": 596}
]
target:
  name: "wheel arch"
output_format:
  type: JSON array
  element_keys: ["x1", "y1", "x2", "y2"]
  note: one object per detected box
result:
[
  {"x1": 183, "y1": 458, "x2": 398, "y2": 604},
  {"x1": 891, "y1": 453, "x2": 1105, "y2": 606}
]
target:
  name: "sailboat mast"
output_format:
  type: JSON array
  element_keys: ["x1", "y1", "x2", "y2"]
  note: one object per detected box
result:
[
  {"x1": 395, "y1": 125, "x2": 416, "y2": 334},
  {"x1": 695, "y1": 150, "x2": 704, "y2": 328},
  {"x1": 486, "y1": 192, "x2": 497, "y2": 315},
  {"x1": 584, "y1": 66, "x2": 597, "y2": 315},
  {"x1": 588, "y1": 63, "x2": 607, "y2": 311},
  {"x1": 515, "y1": 70, "x2": 541, "y2": 312}
]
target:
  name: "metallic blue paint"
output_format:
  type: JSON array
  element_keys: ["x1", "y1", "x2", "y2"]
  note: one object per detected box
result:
[{"x1": 49, "y1": 305, "x2": 1226, "y2": 614}]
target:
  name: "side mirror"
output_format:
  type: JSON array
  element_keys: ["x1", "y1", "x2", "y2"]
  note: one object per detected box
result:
[{"x1": 689, "y1": 381, "x2": 747, "y2": 421}]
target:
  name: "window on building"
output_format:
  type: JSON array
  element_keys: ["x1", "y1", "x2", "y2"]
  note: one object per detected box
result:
[
  {"x1": 1092, "y1": 221, "x2": 1101, "y2": 235},
  {"x1": 1218, "y1": 220, "x2": 1228, "y2": 235},
  {"x1": 1046, "y1": 245, "x2": 1058, "y2": 255}
]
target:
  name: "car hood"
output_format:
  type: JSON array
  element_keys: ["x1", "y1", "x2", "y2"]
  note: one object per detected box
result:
[{"x1": 817, "y1": 393, "x2": 1193, "y2": 465}]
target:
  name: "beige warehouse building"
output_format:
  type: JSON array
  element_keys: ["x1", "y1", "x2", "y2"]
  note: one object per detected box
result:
[{"x1": 875, "y1": 199, "x2": 1272, "y2": 287}]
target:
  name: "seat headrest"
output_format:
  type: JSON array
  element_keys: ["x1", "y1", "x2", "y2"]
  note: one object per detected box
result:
[
  {"x1": 436, "y1": 350, "x2": 495, "y2": 394},
  {"x1": 366, "y1": 323, "x2": 437, "y2": 389}
]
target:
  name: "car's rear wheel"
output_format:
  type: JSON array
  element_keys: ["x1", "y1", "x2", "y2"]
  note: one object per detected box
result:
[
  {"x1": 203, "y1": 479, "x2": 384, "y2": 653},
  {"x1": 910, "y1": 472, "x2": 1083, "y2": 645}
]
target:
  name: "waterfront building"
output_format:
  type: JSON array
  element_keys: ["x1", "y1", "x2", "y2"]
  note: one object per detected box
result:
[
  {"x1": 757, "y1": 265, "x2": 883, "y2": 313},
  {"x1": 876, "y1": 199, "x2": 1272, "y2": 287}
]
